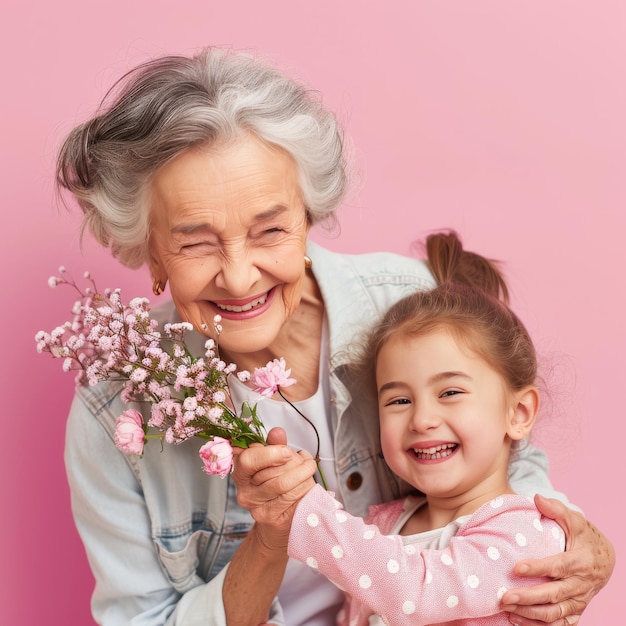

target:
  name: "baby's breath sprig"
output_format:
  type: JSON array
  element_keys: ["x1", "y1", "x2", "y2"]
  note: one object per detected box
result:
[
  {"x1": 36, "y1": 268, "x2": 327, "y2": 487},
  {"x1": 36, "y1": 268, "x2": 266, "y2": 476}
]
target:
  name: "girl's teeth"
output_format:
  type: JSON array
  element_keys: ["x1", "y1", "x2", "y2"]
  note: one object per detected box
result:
[
  {"x1": 413, "y1": 443, "x2": 456, "y2": 459},
  {"x1": 217, "y1": 294, "x2": 267, "y2": 313}
]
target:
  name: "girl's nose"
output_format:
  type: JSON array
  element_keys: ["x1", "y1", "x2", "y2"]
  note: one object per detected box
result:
[{"x1": 409, "y1": 403, "x2": 441, "y2": 433}]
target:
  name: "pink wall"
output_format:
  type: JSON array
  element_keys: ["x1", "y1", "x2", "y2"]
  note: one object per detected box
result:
[{"x1": 2, "y1": 1, "x2": 623, "y2": 623}]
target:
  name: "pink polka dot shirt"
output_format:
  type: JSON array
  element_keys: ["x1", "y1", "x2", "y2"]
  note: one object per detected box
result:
[{"x1": 288, "y1": 485, "x2": 566, "y2": 625}]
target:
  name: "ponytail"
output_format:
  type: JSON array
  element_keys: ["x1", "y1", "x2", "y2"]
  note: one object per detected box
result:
[{"x1": 425, "y1": 230, "x2": 509, "y2": 303}]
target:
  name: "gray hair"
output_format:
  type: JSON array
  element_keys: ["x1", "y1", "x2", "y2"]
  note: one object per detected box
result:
[{"x1": 57, "y1": 47, "x2": 347, "y2": 268}]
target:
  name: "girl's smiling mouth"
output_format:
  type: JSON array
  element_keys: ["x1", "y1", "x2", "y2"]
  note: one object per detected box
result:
[{"x1": 411, "y1": 443, "x2": 458, "y2": 462}]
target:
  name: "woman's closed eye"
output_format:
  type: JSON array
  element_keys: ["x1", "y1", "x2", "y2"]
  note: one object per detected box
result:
[
  {"x1": 249, "y1": 226, "x2": 287, "y2": 241},
  {"x1": 181, "y1": 241, "x2": 219, "y2": 254}
]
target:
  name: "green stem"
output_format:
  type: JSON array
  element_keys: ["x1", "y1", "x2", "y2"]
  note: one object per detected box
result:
[{"x1": 277, "y1": 388, "x2": 328, "y2": 490}]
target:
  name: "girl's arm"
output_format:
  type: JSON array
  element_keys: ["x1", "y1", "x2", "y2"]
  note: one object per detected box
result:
[
  {"x1": 500, "y1": 494, "x2": 615, "y2": 626},
  {"x1": 507, "y1": 443, "x2": 615, "y2": 624},
  {"x1": 288, "y1": 485, "x2": 565, "y2": 626}
]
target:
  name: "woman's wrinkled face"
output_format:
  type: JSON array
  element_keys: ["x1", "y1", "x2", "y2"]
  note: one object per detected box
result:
[{"x1": 149, "y1": 134, "x2": 310, "y2": 355}]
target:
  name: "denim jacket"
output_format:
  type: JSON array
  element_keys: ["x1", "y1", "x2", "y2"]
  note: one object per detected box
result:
[{"x1": 65, "y1": 240, "x2": 570, "y2": 625}]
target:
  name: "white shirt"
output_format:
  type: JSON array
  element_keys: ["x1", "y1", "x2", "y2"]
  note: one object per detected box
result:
[{"x1": 227, "y1": 322, "x2": 344, "y2": 625}]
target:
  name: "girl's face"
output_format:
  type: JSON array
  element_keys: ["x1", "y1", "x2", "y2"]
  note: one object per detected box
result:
[
  {"x1": 377, "y1": 328, "x2": 521, "y2": 505},
  {"x1": 148, "y1": 134, "x2": 311, "y2": 356}
]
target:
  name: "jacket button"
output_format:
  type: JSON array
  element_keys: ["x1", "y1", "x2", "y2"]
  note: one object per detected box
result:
[{"x1": 346, "y1": 472, "x2": 363, "y2": 490}]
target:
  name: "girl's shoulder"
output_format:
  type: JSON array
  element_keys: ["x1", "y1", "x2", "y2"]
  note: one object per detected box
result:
[
  {"x1": 366, "y1": 495, "x2": 426, "y2": 534},
  {"x1": 460, "y1": 494, "x2": 565, "y2": 547}
]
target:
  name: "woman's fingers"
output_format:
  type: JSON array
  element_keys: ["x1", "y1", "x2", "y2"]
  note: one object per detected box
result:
[
  {"x1": 501, "y1": 494, "x2": 615, "y2": 625},
  {"x1": 266, "y1": 426, "x2": 288, "y2": 446}
]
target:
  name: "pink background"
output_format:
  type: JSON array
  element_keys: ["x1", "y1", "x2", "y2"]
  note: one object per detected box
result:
[{"x1": 1, "y1": 1, "x2": 623, "y2": 623}]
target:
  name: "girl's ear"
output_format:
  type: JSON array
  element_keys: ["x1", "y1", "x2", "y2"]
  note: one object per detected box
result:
[{"x1": 507, "y1": 386, "x2": 540, "y2": 441}]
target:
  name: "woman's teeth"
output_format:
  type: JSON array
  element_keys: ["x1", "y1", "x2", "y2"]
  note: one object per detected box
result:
[
  {"x1": 413, "y1": 443, "x2": 456, "y2": 460},
  {"x1": 216, "y1": 294, "x2": 267, "y2": 313}
]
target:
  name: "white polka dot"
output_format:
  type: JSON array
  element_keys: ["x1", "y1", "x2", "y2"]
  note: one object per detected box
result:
[
  {"x1": 487, "y1": 546, "x2": 500, "y2": 560},
  {"x1": 387, "y1": 559, "x2": 400, "y2": 573},
  {"x1": 447, "y1": 595, "x2": 459, "y2": 608},
  {"x1": 497, "y1": 586, "x2": 508, "y2": 600},
  {"x1": 363, "y1": 529, "x2": 376, "y2": 540},
  {"x1": 467, "y1": 574, "x2": 480, "y2": 588},
  {"x1": 402, "y1": 601, "x2": 416, "y2": 615},
  {"x1": 359, "y1": 574, "x2": 372, "y2": 589},
  {"x1": 553, "y1": 527, "x2": 566, "y2": 550},
  {"x1": 306, "y1": 556, "x2": 318, "y2": 569},
  {"x1": 425, "y1": 570, "x2": 432, "y2": 584},
  {"x1": 332, "y1": 545, "x2": 344, "y2": 558},
  {"x1": 404, "y1": 544, "x2": 416, "y2": 555},
  {"x1": 306, "y1": 513, "x2": 319, "y2": 527},
  {"x1": 533, "y1": 518, "x2": 544, "y2": 532},
  {"x1": 515, "y1": 533, "x2": 527, "y2": 547},
  {"x1": 490, "y1": 496, "x2": 504, "y2": 508},
  {"x1": 335, "y1": 511, "x2": 348, "y2": 523},
  {"x1": 441, "y1": 552, "x2": 454, "y2": 565}
]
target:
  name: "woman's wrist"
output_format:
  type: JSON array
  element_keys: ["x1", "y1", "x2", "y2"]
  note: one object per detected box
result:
[{"x1": 223, "y1": 523, "x2": 289, "y2": 625}]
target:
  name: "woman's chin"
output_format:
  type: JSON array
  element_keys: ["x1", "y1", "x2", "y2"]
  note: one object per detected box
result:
[{"x1": 216, "y1": 319, "x2": 284, "y2": 357}]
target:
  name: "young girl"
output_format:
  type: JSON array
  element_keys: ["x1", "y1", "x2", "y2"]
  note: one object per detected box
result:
[{"x1": 286, "y1": 231, "x2": 566, "y2": 625}]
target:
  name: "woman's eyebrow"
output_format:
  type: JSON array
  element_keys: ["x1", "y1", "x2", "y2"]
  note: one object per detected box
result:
[{"x1": 171, "y1": 206, "x2": 289, "y2": 235}]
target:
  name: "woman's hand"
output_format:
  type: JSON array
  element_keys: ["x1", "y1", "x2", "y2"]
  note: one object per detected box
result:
[
  {"x1": 232, "y1": 427, "x2": 317, "y2": 547},
  {"x1": 501, "y1": 494, "x2": 615, "y2": 625}
]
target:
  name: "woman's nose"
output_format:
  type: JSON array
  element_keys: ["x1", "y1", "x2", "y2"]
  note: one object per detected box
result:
[{"x1": 214, "y1": 249, "x2": 261, "y2": 296}]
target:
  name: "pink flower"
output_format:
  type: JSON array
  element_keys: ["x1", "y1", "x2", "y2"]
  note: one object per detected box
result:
[
  {"x1": 199, "y1": 437, "x2": 233, "y2": 477},
  {"x1": 250, "y1": 357, "x2": 297, "y2": 398},
  {"x1": 114, "y1": 409, "x2": 145, "y2": 455}
]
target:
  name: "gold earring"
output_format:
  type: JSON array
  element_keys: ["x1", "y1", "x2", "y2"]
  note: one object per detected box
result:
[
  {"x1": 304, "y1": 255, "x2": 312, "y2": 269},
  {"x1": 152, "y1": 278, "x2": 166, "y2": 296}
]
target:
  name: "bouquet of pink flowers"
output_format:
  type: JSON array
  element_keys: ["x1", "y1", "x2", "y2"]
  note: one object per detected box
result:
[{"x1": 35, "y1": 268, "x2": 304, "y2": 479}]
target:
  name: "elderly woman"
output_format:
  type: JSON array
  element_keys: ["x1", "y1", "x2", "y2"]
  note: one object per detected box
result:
[{"x1": 57, "y1": 47, "x2": 613, "y2": 626}]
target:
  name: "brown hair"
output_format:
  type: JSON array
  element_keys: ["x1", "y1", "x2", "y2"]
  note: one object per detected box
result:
[{"x1": 353, "y1": 231, "x2": 537, "y2": 392}]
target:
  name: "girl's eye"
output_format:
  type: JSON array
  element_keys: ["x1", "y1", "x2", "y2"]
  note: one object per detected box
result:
[
  {"x1": 384, "y1": 397, "x2": 411, "y2": 407},
  {"x1": 440, "y1": 389, "x2": 463, "y2": 398}
]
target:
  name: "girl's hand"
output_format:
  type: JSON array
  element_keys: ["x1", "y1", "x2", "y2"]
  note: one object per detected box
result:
[
  {"x1": 501, "y1": 494, "x2": 615, "y2": 625},
  {"x1": 232, "y1": 427, "x2": 317, "y2": 547}
]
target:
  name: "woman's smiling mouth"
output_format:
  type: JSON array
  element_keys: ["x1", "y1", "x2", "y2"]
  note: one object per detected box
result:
[
  {"x1": 211, "y1": 289, "x2": 275, "y2": 320},
  {"x1": 215, "y1": 293, "x2": 268, "y2": 313}
]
